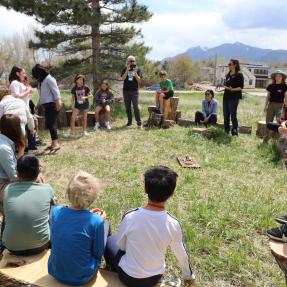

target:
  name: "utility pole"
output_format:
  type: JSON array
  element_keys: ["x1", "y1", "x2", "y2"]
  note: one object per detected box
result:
[{"x1": 213, "y1": 53, "x2": 217, "y2": 86}]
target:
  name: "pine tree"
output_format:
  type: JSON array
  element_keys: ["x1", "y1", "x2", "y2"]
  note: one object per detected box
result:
[{"x1": 1, "y1": 0, "x2": 152, "y2": 90}]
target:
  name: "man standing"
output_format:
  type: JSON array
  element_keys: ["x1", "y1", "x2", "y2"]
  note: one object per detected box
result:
[{"x1": 121, "y1": 55, "x2": 142, "y2": 128}]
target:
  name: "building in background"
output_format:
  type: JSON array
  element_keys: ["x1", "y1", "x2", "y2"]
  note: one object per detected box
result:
[{"x1": 216, "y1": 63, "x2": 270, "y2": 89}]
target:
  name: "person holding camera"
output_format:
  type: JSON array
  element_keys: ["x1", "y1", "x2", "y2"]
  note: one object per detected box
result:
[
  {"x1": 93, "y1": 80, "x2": 114, "y2": 130},
  {"x1": 121, "y1": 55, "x2": 142, "y2": 128}
]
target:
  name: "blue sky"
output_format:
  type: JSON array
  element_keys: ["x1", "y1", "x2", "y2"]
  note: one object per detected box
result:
[{"x1": 1, "y1": 1, "x2": 287, "y2": 60}]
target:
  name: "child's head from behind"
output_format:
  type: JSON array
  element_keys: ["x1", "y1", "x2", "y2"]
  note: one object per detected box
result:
[
  {"x1": 74, "y1": 74, "x2": 85, "y2": 88},
  {"x1": 67, "y1": 171, "x2": 101, "y2": 209},
  {"x1": 17, "y1": 155, "x2": 40, "y2": 181},
  {"x1": 144, "y1": 166, "x2": 178, "y2": 203}
]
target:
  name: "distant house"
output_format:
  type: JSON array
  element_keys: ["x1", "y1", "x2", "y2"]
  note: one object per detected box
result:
[{"x1": 216, "y1": 63, "x2": 270, "y2": 89}]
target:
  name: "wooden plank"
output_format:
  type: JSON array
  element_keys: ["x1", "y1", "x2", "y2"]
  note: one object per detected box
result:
[
  {"x1": 0, "y1": 250, "x2": 124, "y2": 287},
  {"x1": 177, "y1": 118, "x2": 195, "y2": 127}
]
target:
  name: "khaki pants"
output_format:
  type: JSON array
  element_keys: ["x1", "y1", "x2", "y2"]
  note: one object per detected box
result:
[{"x1": 266, "y1": 102, "x2": 283, "y2": 123}]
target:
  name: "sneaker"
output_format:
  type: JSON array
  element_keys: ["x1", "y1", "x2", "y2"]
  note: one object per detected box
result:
[
  {"x1": 267, "y1": 224, "x2": 287, "y2": 242},
  {"x1": 105, "y1": 122, "x2": 111, "y2": 130},
  {"x1": 275, "y1": 215, "x2": 287, "y2": 225},
  {"x1": 231, "y1": 129, "x2": 238, "y2": 136},
  {"x1": 94, "y1": 122, "x2": 100, "y2": 130},
  {"x1": 64, "y1": 131, "x2": 75, "y2": 138},
  {"x1": 126, "y1": 122, "x2": 132, "y2": 127},
  {"x1": 137, "y1": 124, "x2": 142, "y2": 129},
  {"x1": 83, "y1": 131, "x2": 89, "y2": 136}
]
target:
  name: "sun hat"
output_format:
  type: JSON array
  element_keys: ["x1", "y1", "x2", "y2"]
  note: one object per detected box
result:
[{"x1": 271, "y1": 70, "x2": 287, "y2": 79}]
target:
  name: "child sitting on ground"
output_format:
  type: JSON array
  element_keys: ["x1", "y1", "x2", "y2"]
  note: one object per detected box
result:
[
  {"x1": 105, "y1": 166, "x2": 195, "y2": 287},
  {"x1": 93, "y1": 80, "x2": 114, "y2": 130},
  {"x1": 155, "y1": 71, "x2": 174, "y2": 114},
  {"x1": 2, "y1": 155, "x2": 54, "y2": 255},
  {"x1": 48, "y1": 171, "x2": 108, "y2": 286}
]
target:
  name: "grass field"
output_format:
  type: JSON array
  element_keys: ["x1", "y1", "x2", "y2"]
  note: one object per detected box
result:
[{"x1": 39, "y1": 92, "x2": 286, "y2": 287}]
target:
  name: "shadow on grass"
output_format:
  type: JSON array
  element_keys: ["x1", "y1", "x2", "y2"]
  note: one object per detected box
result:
[
  {"x1": 258, "y1": 140, "x2": 281, "y2": 165},
  {"x1": 198, "y1": 127, "x2": 232, "y2": 145}
]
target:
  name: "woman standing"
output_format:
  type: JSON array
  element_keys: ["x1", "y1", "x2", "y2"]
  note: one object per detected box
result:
[
  {"x1": 32, "y1": 64, "x2": 62, "y2": 152},
  {"x1": 9, "y1": 66, "x2": 36, "y2": 150},
  {"x1": 9, "y1": 66, "x2": 33, "y2": 106},
  {"x1": 223, "y1": 59, "x2": 244, "y2": 136}
]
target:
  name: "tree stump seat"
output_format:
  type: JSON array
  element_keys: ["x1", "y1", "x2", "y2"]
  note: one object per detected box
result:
[
  {"x1": 0, "y1": 249, "x2": 124, "y2": 287},
  {"x1": 66, "y1": 110, "x2": 105, "y2": 128},
  {"x1": 270, "y1": 240, "x2": 287, "y2": 285},
  {"x1": 146, "y1": 97, "x2": 180, "y2": 128}
]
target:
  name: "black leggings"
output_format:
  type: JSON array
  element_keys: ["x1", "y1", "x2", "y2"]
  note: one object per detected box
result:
[{"x1": 43, "y1": 103, "x2": 59, "y2": 141}]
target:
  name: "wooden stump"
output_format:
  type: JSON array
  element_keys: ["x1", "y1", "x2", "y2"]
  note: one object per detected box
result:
[
  {"x1": 162, "y1": 120, "x2": 175, "y2": 129},
  {"x1": 148, "y1": 105, "x2": 157, "y2": 115},
  {"x1": 277, "y1": 137, "x2": 287, "y2": 158},
  {"x1": 256, "y1": 121, "x2": 267, "y2": 138},
  {"x1": 57, "y1": 105, "x2": 67, "y2": 129},
  {"x1": 175, "y1": 111, "x2": 181, "y2": 123},
  {"x1": 192, "y1": 127, "x2": 207, "y2": 135},
  {"x1": 145, "y1": 112, "x2": 163, "y2": 128},
  {"x1": 270, "y1": 240, "x2": 287, "y2": 285},
  {"x1": 177, "y1": 118, "x2": 195, "y2": 127},
  {"x1": 36, "y1": 116, "x2": 45, "y2": 130},
  {"x1": 87, "y1": 111, "x2": 95, "y2": 127},
  {"x1": 238, "y1": 125, "x2": 252, "y2": 135},
  {"x1": 163, "y1": 97, "x2": 179, "y2": 120}
]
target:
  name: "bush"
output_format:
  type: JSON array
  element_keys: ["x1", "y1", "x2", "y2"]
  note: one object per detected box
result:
[
  {"x1": 202, "y1": 127, "x2": 232, "y2": 145},
  {"x1": 258, "y1": 140, "x2": 281, "y2": 165}
]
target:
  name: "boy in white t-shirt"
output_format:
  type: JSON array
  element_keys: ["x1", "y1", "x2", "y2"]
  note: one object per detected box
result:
[{"x1": 105, "y1": 166, "x2": 195, "y2": 287}]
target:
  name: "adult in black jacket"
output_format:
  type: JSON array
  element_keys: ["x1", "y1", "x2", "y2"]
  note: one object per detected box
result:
[{"x1": 223, "y1": 59, "x2": 244, "y2": 136}]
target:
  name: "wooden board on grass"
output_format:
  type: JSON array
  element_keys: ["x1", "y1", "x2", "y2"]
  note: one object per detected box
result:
[{"x1": 177, "y1": 156, "x2": 200, "y2": 168}]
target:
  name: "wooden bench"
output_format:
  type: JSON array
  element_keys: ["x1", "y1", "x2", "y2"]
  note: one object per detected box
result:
[
  {"x1": 270, "y1": 240, "x2": 287, "y2": 285},
  {"x1": 0, "y1": 249, "x2": 124, "y2": 287}
]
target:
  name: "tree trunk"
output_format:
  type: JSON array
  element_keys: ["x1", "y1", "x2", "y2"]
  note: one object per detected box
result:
[{"x1": 92, "y1": 0, "x2": 101, "y2": 91}]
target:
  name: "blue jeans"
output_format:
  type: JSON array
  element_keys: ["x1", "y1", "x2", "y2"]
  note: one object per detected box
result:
[
  {"x1": 105, "y1": 235, "x2": 162, "y2": 287},
  {"x1": 223, "y1": 99, "x2": 239, "y2": 133}
]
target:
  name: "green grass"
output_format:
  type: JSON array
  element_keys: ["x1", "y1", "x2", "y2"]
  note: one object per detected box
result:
[{"x1": 39, "y1": 92, "x2": 286, "y2": 287}]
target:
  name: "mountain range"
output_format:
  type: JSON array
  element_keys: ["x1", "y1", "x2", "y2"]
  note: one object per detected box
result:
[{"x1": 167, "y1": 42, "x2": 287, "y2": 64}]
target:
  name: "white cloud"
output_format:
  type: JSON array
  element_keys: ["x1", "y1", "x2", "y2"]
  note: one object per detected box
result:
[
  {"x1": 2, "y1": 2, "x2": 287, "y2": 61},
  {"x1": 0, "y1": 7, "x2": 35, "y2": 37},
  {"x1": 140, "y1": 11, "x2": 226, "y2": 59}
]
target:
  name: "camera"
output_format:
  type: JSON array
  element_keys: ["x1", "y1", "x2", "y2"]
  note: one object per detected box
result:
[{"x1": 130, "y1": 64, "x2": 136, "y2": 69}]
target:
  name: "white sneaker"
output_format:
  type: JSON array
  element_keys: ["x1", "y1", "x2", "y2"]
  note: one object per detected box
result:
[
  {"x1": 105, "y1": 122, "x2": 111, "y2": 130},
  {"x1": 64, "y1": 131, "x2": 75, "y2": 138},
  {"x1": 94, "y1": 122, "x2": 100, "y2": 130},
  {"x1": 83, "y1": 131, "x2": 89, "y2": 136}
]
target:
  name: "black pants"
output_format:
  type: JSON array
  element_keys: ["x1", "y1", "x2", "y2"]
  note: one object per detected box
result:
[
  {"x1": 267, "y1": 122, "x2": 281, "y2": 132},
  {"x1": 123, "y1": 90, "x2": 141, "y2": 126},
  {"x1": 9, "y1": 241, "x2": 50, "y2": 256},
  {"x1": 25, "y1": 125, "x2": 36, "y2": 150},
  {"x1": 223, "y1": 99, "x2": 239, "y2": 133},
  {"x1": 195, "y1": 111, "x2": 217, "y2": 125},
  {"x1": 105, "y1": 236, "x2": 162, "y2": 287},
  {"x1": 43, "y1": 103, "x2": 59, "y2": 141}
]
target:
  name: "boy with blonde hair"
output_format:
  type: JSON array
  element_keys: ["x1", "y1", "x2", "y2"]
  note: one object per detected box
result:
[{"x1": 48, "y1": 171, "x2": 107, "y2": 285}]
